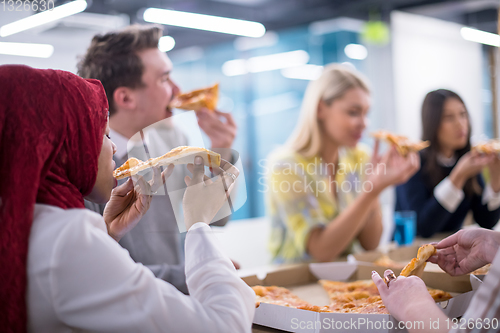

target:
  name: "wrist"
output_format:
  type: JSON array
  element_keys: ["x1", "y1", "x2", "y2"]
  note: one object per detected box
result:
[
  {"x1": 368, "y1": 178, "x2": 386, "y2": 196},
  {"x1": 361, "y1": 182, "x2": 382, "y2": 200},
  {"x1": 486, "y1": 231, "x2": 500, "y2": 262},
  {"x1": 184, "y1": 214, "x2": 209, "y2": 230},
  {"x1": 490, "y1": 178, "x2": 500, "y2": 193},
  {"x1": 449, "y1": 170, "x2": 466, "y2": 189}
]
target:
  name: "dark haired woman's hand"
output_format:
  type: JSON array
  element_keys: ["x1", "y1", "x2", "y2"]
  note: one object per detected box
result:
[
  {"x1": 103, "y1": 165, "x2": 175, "y2": 241},
  {"x1": 369, "y1": 147, "x2": 420, "y2": 193},
  {"x1": 449, "y1": 151, "x2": 494, "y2": 190}
]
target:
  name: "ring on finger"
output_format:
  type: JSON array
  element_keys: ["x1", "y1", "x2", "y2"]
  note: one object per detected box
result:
[{"x1": 384, "y1": 272, "x2": 397, "y2": 287}]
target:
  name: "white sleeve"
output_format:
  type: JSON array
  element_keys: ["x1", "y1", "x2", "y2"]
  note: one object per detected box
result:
[
  {"x1": 482, "y1": 183, "x2": 500, "y2": 211},
  {"x1": 50, "y1": 217, "x2": 255, "y2": 333},
  {"x1": 450, "y1": 251, "x2": 500, "y2": 333},
  {"x1": 433, "y1": 177, "x2": 464, "y2": 213}
]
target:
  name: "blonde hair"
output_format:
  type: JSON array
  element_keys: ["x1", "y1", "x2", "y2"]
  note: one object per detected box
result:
[{"x1": 286, "y1": 63, "x2": 370, "y2": 158}]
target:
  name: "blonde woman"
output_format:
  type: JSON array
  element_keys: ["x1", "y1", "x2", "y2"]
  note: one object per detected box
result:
[{"x1": 266, "y1": 64, "x2": 420, "y2": 263}]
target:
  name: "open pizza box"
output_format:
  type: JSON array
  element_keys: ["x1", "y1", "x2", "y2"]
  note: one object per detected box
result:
[
  {"x1": 243, "y1": 262, "x2": 482, "y2": 333},
  {"x1": 349, "y1": 244, "x2": 489, "y2": 278}
]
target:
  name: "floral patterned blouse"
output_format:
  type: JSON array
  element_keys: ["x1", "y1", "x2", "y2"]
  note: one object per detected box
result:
[{"x1": 266, "y1": 144, "x2": 371, "y2": 263}]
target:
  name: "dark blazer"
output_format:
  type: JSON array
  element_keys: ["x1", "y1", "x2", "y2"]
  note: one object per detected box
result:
[{"x1": 395, "y1": 152, "x2": 500, "y2": 238}]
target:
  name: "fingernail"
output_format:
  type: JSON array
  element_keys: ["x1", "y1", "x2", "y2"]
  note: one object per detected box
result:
[
  {"x1": 195, "y1": 156, "x2": 203, "y2": 165},
  {"x1": 372, "y1": 270, "x2": 377, "y2": 275}
]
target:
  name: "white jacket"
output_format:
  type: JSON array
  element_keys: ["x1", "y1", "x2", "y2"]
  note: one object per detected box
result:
[{"x1": 27, "y1": 204, "x2": 255, "y2": 333}]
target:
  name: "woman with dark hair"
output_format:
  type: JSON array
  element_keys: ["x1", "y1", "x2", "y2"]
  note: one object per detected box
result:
[
  {"x1": 395, "y1": 89, "x2": 500, "y2": 238},
  {"x1": 0, "y1": 65, "x2": 254, "y2": 332}
]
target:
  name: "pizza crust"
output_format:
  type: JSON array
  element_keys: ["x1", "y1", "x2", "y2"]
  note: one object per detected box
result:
[
  {"x1": 400, "y1": 244, "x2": 436, "y2": 277},
  {"x1": 371, "y1": 130, "x2": 429, "y2": 157},
  {"x1": 113, "y1": 146, "x2": 221, "y2": 180},
  {"x1": 170, "y1": 83, "x2": 219, "y2": 112}
]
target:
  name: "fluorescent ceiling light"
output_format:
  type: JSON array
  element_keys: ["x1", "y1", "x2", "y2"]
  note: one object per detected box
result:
[
  {"x1": 222, "y1": 50, "x2": 309, "y2": 76},
  {"x1": 143, "y1": 8, "x2": 265, "y2": 38},
  {"x1": 0, "y1": 42, "x2": 54, "y2": 58},
  {"x1": 461, "y1": 27, "x2": 500, "y2": 47},
  {"x1": 344, "y1": 44, "x2": 368, "y2": 60},
  {"x1": 222, "y1": 59, "x2": 248, "y2": 76},
  {"x1": 59, "y1": 12, "x2": 129, "y2": 31},
  {"x1": 309, "y1": 17, "x2": 364, "y2": 35},
  {"x1": 281, "y1": 64, "x2": 324, "y2": 81},
  {"x1": 0, "y1": 0, "x2": 87, "y2": 37},
  {"x1": 159, "y1": 36, "x2": 175, "y2": 52}
]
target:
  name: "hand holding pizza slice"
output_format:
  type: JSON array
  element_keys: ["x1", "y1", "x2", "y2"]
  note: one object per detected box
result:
[{"x1": 371, "y1": 130, "x2": 429, "y2": 157}]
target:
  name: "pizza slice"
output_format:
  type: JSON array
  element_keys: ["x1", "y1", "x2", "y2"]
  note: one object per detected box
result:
[
  {"x1": 472, "y1": 139, "x2": 500, "y2": 154},
  {"x1": 319, "y1": 279, "x2": 379, "y2": 299},
  {"x1": 319, "y1": 280, "x2": 388, "y2": 314},
  {"x1": 371, "y1": 130, "x2": 430, "y2": 157},
  {"x1": 319, "y1": 277, "x2": 451, "y2": 314},
  {"x1": 472, "y1": 263, "x2": 491, "y2": 275},
  {"x1": 400, "y1": 244, "x2": 436, "y2": 277},
  {"x1": 252, "y1": 286, "x2": 330, "y2": 312},
  {"x1": 170, "y1": 83, "x2": 219, "y2": 112},
  {"x1": 113, "y1": 146, "x2": 221, "y2": 180}
]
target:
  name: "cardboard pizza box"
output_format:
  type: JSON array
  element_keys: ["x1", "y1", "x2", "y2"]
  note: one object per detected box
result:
[{"x1": 243, "y1": 262, "x2": 481, "y2": 333}]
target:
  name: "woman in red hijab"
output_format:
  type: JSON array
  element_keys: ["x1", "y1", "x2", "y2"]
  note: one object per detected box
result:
[{"x1": 0, "y1": 65, "x2": 254, "y2": 333}]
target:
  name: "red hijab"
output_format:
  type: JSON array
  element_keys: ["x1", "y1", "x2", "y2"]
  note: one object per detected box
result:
[{"x1": 0, "y1": 65, "x2": 108, "y2": 332}]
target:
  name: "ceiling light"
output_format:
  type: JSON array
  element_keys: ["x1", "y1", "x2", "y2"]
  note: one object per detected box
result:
[
  {"x1": 0, "y1": 0, "x2": 87, "y2": 37},
  {"x1": 143, "y1": 8, "x2": 265, "y2": 38},
  {"x1": 222, "y1": 50, "x2": 309, "y2": 76},
  {"x1": 344, "y1": 44, "x2": 368, "y2": 60},
  {"x1": 461, "y1": 27, "x2": 500, "y2": 47},
  {"x1": 281, "y1": 64, "x2": 324, "y2": 80},
  {"x1": 0, "y1": 42, "x2": 54, "y2": 58},
  {"x1": 159, "y1": 36, "x2": 175, "y2": 52},
  {"x1": 222, "y1": 59, "x2": 248, "y2": 76}
]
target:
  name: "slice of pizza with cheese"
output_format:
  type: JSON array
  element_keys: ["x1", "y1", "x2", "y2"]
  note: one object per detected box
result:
[
  {"x1": 400, "y1": 244, "x2": 436, "y2": 277},
  {"x1": 319, "y1": 279, "x2": 386, "y2": 313},
  {"x1": 252, "y1": 286, "x2": 331, "y2": 312},
  {"x1": 170, "y1": 83, "x2": 219, "y2": 112},
  {"x1": 472, "y1": 139, "x2": 500, "y2": 154},
  {"x1": 472, "y1": 263, "x2": 491, "y2": 275},
  {"x1": 113, "y1": 146, "x2": 221, "y2": 180},
  {"x1": 371, "y1": 130, "x2": 430, "y2": 157}
]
